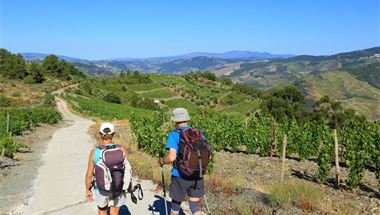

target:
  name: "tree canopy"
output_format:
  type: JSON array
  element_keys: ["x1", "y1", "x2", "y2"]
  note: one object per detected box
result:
[{"x1": 0, "y1": 49, "x2": 86, "y2": 83}]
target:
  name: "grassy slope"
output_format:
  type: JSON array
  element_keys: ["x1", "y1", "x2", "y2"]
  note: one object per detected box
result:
[
  {"x1": 221, "y1": 100, "x2": 260, "y2": 114},
  {"x1": 302, "y1": 71, "x2": 380, "y2": 121},
  {"x1": 0, "y1": 77, "x2": 73, "y2": 107}
]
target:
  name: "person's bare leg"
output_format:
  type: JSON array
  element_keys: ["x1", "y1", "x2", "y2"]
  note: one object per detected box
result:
[
  {"x1": 98, "y1": 207, "x2": 107, "y2": 215},
  {"x1": 110, "y1": 206, "x2": 120, "y2": 215},
  {"x1": 189, "y1": 197, "x2": 202, "y2": 215},
  {"x1": 170, "y1": 210, "x2": 179, "y2": 215}
]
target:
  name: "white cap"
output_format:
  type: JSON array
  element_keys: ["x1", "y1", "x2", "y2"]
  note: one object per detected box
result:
[
  {"x1": 99, "y1": 122, "x2": 115, "y2": 135},
  {"x1": 172, "y1": 108, "x2": 190, "y2": 122}
]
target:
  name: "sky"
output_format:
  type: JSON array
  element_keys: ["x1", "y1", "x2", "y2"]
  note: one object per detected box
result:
[{"x1": 0, "y1": 0, "x2": 379, "y2": 60}]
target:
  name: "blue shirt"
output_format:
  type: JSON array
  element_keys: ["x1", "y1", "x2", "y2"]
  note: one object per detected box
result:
[{"x1": 165, "y1": 126, "x2": 206, "y2": 177}]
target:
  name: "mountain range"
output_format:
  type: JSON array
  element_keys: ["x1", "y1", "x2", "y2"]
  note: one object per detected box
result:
[
  {"x1": 21, "y1": 47, "x2": 380, "y2": 120},
  {"x1": 21, "y1": 50, "x2": 292, "y2": 75}
]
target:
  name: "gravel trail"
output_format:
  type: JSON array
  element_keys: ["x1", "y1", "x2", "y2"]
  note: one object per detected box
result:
[{"x1": 14, "y1": 98, "x2": 171, "y2": 215}]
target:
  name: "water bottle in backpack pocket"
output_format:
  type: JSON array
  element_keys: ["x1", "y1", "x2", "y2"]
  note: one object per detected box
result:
[{"x1": 94, "y1": 144, "x2": 125, "y2": 196}]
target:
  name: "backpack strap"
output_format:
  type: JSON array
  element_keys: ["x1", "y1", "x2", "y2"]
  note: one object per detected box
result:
[
  {"x1": 97, "y1": 144, "x2": 121, "y2": 150},
  {"x1": 176, "y1": 128, "x2": 191, "y2": 144}
]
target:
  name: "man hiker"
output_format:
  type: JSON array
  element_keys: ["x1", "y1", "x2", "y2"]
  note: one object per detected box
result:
[
  {"x1": 85, "y1": 122, "x2": 128, "y2": 215},
  {"x1": 159, "y1": 108, "x2": 211, "y2": 215}
]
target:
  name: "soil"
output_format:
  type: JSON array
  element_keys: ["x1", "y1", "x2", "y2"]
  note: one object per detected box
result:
[{"x1": 205, "y1": 151, "x2": 380, "y2": 215}]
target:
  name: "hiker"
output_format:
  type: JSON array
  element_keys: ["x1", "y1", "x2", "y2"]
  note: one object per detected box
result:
[
  {"x1": 159, "y1": 108, "x2": 211, "y2": 215},
  {"x1": 85, "y1": 122, "x2": 128, "y2": 215}
]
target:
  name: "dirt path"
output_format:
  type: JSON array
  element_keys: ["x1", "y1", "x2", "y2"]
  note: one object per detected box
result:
[{"x1": 7, "y1": 98, "x2": 173, "y2": 215}]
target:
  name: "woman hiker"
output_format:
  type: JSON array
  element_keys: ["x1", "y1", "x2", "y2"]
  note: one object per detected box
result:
[{"x1": 85, "y1": 122, "x2": 129, "y2": 215}]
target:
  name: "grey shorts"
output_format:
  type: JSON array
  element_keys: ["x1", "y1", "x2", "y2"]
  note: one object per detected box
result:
[
  {"x1": 94, "y1": 189, "x2": 127, "y2": 208},
  {"x1": 169, "y1": 176, "x2": 205, "y2": 202}
]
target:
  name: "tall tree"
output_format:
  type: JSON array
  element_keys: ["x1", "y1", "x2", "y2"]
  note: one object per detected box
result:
[
  {"x1": 29, "y1": 61, "x2": 45, "y2": 83},
  {"x1": 260, "y1": 85, "x2": 306, "y2": 122},
  {"x1": 42, "y1": 54, "x2": 60, "y2": 75}
]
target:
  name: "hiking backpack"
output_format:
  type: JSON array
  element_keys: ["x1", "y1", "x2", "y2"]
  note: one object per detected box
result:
[
  {"x1": 175, "y1": 128, "x2": 211, "y2": 179},
  {"x1": 94, "y1": 144, "x2": 125, "y2": 196}
]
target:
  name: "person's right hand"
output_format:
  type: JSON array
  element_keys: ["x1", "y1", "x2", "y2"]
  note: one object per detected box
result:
[
  {"x1": 158, "y1": 158, "x2": 164, "y2": 166},
  {"x1": 85, "y1": 190, "x2": 93, "y2": 202}
]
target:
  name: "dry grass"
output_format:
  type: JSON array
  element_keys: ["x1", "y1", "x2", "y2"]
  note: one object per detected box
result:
[
  {"x1": 205, "y1": 174, "x2": 234, "y2": 194},
  {"x1": 0, "y1": 80, "x2": 44, "y2": 106},
  {"x1": 232, "y1": 196, "x2": 255, "y2": 215},
  {"x1": 269, "y1": 179, "x2": 324, "y2": 212},
  {"x1": 0, "y1": 78, "x2": 68, "y2": 107},
  {"x1": 319, "y1": 197, "x2": 362, "y2": 215},
  {"x1": 205, "y1": 174, "x2": 247, "y2": 195}
]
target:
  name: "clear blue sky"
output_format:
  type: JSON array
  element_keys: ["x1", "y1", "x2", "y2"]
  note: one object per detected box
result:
[{"x1": 1, "y1": 0, "x2": 379, "y2": 60}]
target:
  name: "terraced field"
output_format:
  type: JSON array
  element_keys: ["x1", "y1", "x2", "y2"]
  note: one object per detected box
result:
[
  {"x1": 221, "y1": 100, "x2": 260, "y2": 115},
  {"x1": 140, "y1": 88, "x2": 177, "y2": 99},
  {"x1": 302, "y1": 71, "x2": 380, "y2": 121}
]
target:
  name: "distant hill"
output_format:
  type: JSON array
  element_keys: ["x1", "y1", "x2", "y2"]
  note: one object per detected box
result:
[
  {"x1": 165, "y1": 50, "x2": 292, "y2": 60},
  {"x1": 298, "y1": 71, "x2": 380, "y2": 121},
  {"x1": 223, "y1": 47, "x2": 380, "y2": 89},
  {"x1": 108, "y1": 50, "x2": 292, "y2": 61},
  {"x1": 15, "y1": 47, "x2": 380, "y2": 121},
  {"x1": 22, "y1": 50, "x2": 292, "y2": 75},
  {"x1": 210, "y1": 47, "x2": 380, "y2": 120},
  {"x1": 22, "y1": 53, "x2": 86, "y2": 62}
]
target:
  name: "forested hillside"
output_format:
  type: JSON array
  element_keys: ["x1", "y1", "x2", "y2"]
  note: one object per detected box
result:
[{"x1": 0, "y1": 49, "x2": 86, "y2": 158}]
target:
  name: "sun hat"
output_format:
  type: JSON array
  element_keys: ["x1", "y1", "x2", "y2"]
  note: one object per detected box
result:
[
  {"x1": 172, "y1": 108, "x2": 190, "y2": 122},
  {"x1": 99, "y1": 122, "x2": 115, "y2": 135}
]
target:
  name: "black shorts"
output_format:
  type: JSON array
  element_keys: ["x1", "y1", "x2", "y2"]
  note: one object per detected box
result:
[{"x1": 169, "y1": 176, "x2": 205, "y2": 202}]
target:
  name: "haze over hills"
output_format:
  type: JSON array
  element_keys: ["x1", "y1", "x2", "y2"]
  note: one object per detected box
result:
[
  {"x1": 21, "y1": 50, "x2": 292, "y2": 75},
  {"x1": 23, "y1": 50, "x2": 291, "y2": 62},
  {"x1": 22, "y1": 53, "x2": 85, "y2": 62}
]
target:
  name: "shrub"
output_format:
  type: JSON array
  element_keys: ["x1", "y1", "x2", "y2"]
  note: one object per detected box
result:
[
  {"x1": 0, "y1": 107, "x2": 62, "y2": 137},
  {"x1": 0, "y1": 95, "x2": 13, "y2": 107},
  {"x1": 0, "y1": 135, "x2": 28, "y2": 158},
  {"x1": 121, "y1": 85, "x2": 128, "y2": 92},
  {"x1": 231, "y1": 175, "x2": 246, "y2": 192},
  {"x1": 103, "y1": 92, "x2": 122, "y2": 104},
  {"x1": 43, "y1": 93, "x2": 56, "y2": 107},
  {"x1": 23, "y1": 76, "x2": 35, "y2": 84}
]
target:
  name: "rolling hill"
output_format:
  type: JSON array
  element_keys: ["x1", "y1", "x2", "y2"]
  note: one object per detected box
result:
[
  {"x1": 213, "y1": 47, "x2": 380, "y2": 120},
  {"x1": 20, "y1": 47, "x2": 380, "y2": 120},
  {"x1": 223, "y1": 47, "x2": 380, "y2": 89},
  {"x1": 22, "y1": 50, "x2": 291, "y2": 75},
  {"x1": 299, "y1": 71, "x2": 380, "y2": 121}
]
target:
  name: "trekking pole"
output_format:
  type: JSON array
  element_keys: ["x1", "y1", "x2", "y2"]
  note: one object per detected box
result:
[
  {"x1": 159, "y1": 151, "x2": 169, "y2": 215},
  {"x1": 203, "y1": 194, "x2": 211, "y2": 215}
]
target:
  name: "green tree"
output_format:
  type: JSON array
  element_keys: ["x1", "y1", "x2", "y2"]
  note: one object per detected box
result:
[
  {"x1": 0, "y1": 49, "x2": 13, "y2": 76},
  {"x1": 28, "y1": 61, "x2": 45, "y2": 83},
  {"x1": 42, "y1": 54, "x2": 60, "y2": 75},
  {"x1": 0, "y1": 52, "x2": 28, "y2": 80},
  {"x1": 261, "y1": 86, "x2": 306, "y2": 122},
  {"x1": 13, "y1": 54, "x2": 29, "y2": 79},
  {"x1": 103, "y1": 92, "x2": 122, "y2": 104}
]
